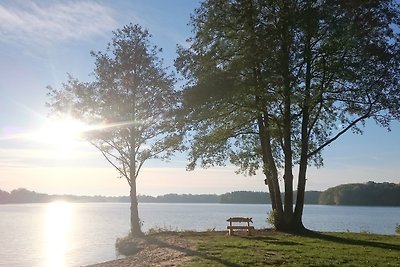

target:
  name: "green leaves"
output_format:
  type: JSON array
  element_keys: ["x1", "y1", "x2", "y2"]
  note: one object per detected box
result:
[
  {"x1": 176, "y1": 0, "x2": 400, "y2": 229},
  {"x1": 47, "y1": 23, "x2": 180, "y2": 182}
]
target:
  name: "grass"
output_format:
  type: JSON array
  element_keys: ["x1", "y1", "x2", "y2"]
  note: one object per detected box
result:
[{"x1": 180, "y1": 230, "x2": 400, "y2": 267}]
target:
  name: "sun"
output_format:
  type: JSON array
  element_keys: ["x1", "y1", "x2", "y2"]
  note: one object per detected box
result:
[
  {"x1": 33, "y1": 117, "x2": 89, "y2": 152},
  {"x1": 19, "y1": 116, "x2": 130, "y2": 159},
  {"x1": 37, "y1": 119, "x2": 85, "y2": 143}
]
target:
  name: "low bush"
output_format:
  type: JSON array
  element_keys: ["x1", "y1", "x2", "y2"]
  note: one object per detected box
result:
[
  {"x1": 115, "y1": 233, "x2": 145, "y2": 256},
  {"x1": 266, "y1": 210, "x2": 277, "y2": 228}
]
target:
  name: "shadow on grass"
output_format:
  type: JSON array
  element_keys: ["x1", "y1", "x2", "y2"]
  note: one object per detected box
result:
[
  {"x1": 240, "y1": 234, "x2": 301, "y2": 246},
  {"x1": 302, "y1": 231, "x2": 400, "y2": 251},
  {"x1": 269, "y1": 240, "x2": 300, "y2": 246},
  {"x1": 145, "y1": 235, "x2": 243, "y2": 267}
]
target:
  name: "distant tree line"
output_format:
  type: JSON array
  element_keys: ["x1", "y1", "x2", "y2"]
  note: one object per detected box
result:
[
  {"x1": 137, "y1": 193, "x2": 219, "y2": 203},
  {"x1": 319, "y1": 181, "x2": 400, "y2": 206},
  {"x1": 219, "y1": 191, "x2": 321, "y2": 205},
  {"x1": 0, "y1": 188, "x2": 129, "y2": 204},
  {"x1": 0, "y1": 188, "x2": 318, "y2": 204},
  {"x1": 1, "y1": 182, "x2": 399, "y2": 206}
]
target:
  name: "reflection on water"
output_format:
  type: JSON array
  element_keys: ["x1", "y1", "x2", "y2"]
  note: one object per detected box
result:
[{"x1": 46, "y1": 202, "x2": 72, "y2": 267}]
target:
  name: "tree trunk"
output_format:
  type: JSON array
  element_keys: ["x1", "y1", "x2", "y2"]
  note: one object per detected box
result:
[
  {"x1": 257, "y1": 113, "x2": 284, "y2": 229},
  {"x1": 294, "y1": 11, "x2": 312, "y2": 232},
  {"x1": 129, "y1": 181, "x2": 143, "y2": 237},
  {"x1": 294, "y1": 160, "x2": 307, "y2": 229},
  {"x1": 281, "y1": 0, "x2": 294, "y2": 223}
]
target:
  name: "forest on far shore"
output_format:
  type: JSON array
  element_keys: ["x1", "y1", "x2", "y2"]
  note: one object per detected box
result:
[{"x1": 0, "y1": 181, "x2": 399, "y2": 206}]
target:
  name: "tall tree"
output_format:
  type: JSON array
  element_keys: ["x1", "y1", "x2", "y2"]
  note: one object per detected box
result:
[
  {"x1": 176, "y1": 0, "x2": 400, "y2": 231},
  {"x1": 48, "y1": 24, "x2": 180, "y2": 236}
]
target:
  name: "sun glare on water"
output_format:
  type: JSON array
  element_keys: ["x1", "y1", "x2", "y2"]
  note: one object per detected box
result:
[{"x1": 45, "y1": 202, "x2": 72, "y2": 267}]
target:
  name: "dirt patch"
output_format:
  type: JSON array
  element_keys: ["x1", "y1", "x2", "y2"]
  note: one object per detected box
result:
[
  {"x1": 86, "y1": 233, "x2": 196, "y2": 267},
  {"x1": 86, "y1": 229, "x2": 278, "y2": 267}
]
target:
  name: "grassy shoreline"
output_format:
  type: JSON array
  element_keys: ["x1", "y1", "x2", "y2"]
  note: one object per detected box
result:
[
  {"x1": 184, "y1": 230, "x2": 400, "y2": 266},
  {"x1": 91, "y1": 230, "x2": 400, "y2": 267}
]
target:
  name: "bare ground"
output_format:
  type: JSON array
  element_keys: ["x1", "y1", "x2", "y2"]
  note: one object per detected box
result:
[
  {"x1": 86, "y1": 232, "x2": 197, "y2": 267},
  {"x1": 85, "y1": 230, "x2": 277, "y2": 267}
]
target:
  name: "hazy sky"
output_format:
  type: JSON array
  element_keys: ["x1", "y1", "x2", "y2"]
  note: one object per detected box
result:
[{"x1": 0, "y1": 0, "x2": 399, "y2": 197}]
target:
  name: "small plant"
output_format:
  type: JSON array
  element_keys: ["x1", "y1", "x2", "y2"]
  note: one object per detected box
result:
[
  {"x1": 396, "y1": 224, "x2": 400, "y2": 235},
  {"x1": 115, "y1": 232, "x2": 145, "y2": 256},
  {"x1": 146, "y1": 225, "x2": 178, "y2": 235},
  {"x1": 267, "y1": 210, "x2": 278, "y2": 229},
  {"x1": 147, "y1": 226, "x2": 164, "y2": 235}
]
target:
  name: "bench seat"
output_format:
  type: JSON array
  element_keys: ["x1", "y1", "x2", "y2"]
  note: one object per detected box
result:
[{"x1": 227, "y1": 225, "x2": 255, "y2": 230}]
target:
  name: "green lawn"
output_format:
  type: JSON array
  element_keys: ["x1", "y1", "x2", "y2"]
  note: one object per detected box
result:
[{"x1": 182, "y1": 230, "x2": 400, "y2": 267}]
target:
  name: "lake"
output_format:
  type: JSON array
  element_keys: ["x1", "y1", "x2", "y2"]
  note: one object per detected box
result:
[{"x1": 0, "y1": 203, "x2": 399, "y2": 267}]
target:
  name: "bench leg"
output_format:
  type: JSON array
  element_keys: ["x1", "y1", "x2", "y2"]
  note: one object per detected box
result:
[{"x1": 247, "y1": 228, "x2": 252, "y2": 236}]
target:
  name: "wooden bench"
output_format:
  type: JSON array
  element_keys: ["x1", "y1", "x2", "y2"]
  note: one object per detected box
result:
[{"x1": 227, "y1": 217, "x2": 254, "y2": 236}]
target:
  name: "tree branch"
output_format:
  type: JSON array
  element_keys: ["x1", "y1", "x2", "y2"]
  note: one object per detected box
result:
[
  {"x1": 90, "y1": 141, "x2": 131, "y2": 186},
  {"x1": 307, "y1": 101, "x2": 373, "y2": 159}
]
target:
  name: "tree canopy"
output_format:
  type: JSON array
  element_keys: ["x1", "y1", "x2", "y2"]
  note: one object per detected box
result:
[
  {"x1": 176, "y1": 0, "x2": 400, "y2": 231},
  {"x1": 47, "y1": 24, "x2": 180, "y2": 236}
]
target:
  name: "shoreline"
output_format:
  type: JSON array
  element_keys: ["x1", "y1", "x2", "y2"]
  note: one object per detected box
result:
[
  {"x1": 85, "y1": 231, "x2": 199, "y2": 267},
  {"x1": 84, "y1": 230, "x2": 400, "y2": 267}
]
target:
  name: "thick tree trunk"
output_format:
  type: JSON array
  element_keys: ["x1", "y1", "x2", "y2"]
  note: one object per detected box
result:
[
  {"x1": 257, "y1": 112, "x2": 284, "y2": 227},
  {"x1": 274, "y1": 0, "x2": 311, "y2": 233},
  {"x1": 294, "y1": 161, "x2": 307, "y2": 227},
  {"x1": 294, "y1": 12, "x2": 312, "y2": 231},
  {"x1": 281, "y1": 0, "x2": 294, "y2": 223},
  {"x1": 129, "y1": 181, "x2": 143, "y2": 237},
  {"x1": 277, "y1": 216, "x2": 306, "y2": 233}
]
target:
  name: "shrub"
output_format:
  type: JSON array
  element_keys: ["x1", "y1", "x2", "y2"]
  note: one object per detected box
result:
[
  {"x1": 147, "y1": 225, "x2": 177, "y2": 234},
  {"x1": 267, "y1": 210, "x2": 277, "y2": 229},
  {"x1": 115, "y1": 233, "x2": 145, "y2": 256},
  {"x1": 396, "y1": 224, "x2": 400, "y2": 235}
]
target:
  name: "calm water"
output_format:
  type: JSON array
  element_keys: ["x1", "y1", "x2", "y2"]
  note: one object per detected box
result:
[{"x1": 0, "y1": 203, "x2": 399, "y2": 267}]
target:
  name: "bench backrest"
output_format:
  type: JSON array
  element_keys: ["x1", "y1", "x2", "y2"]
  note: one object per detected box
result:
[{"x1": 227, "y1": 217, "x2": 253, "y2": 223}]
